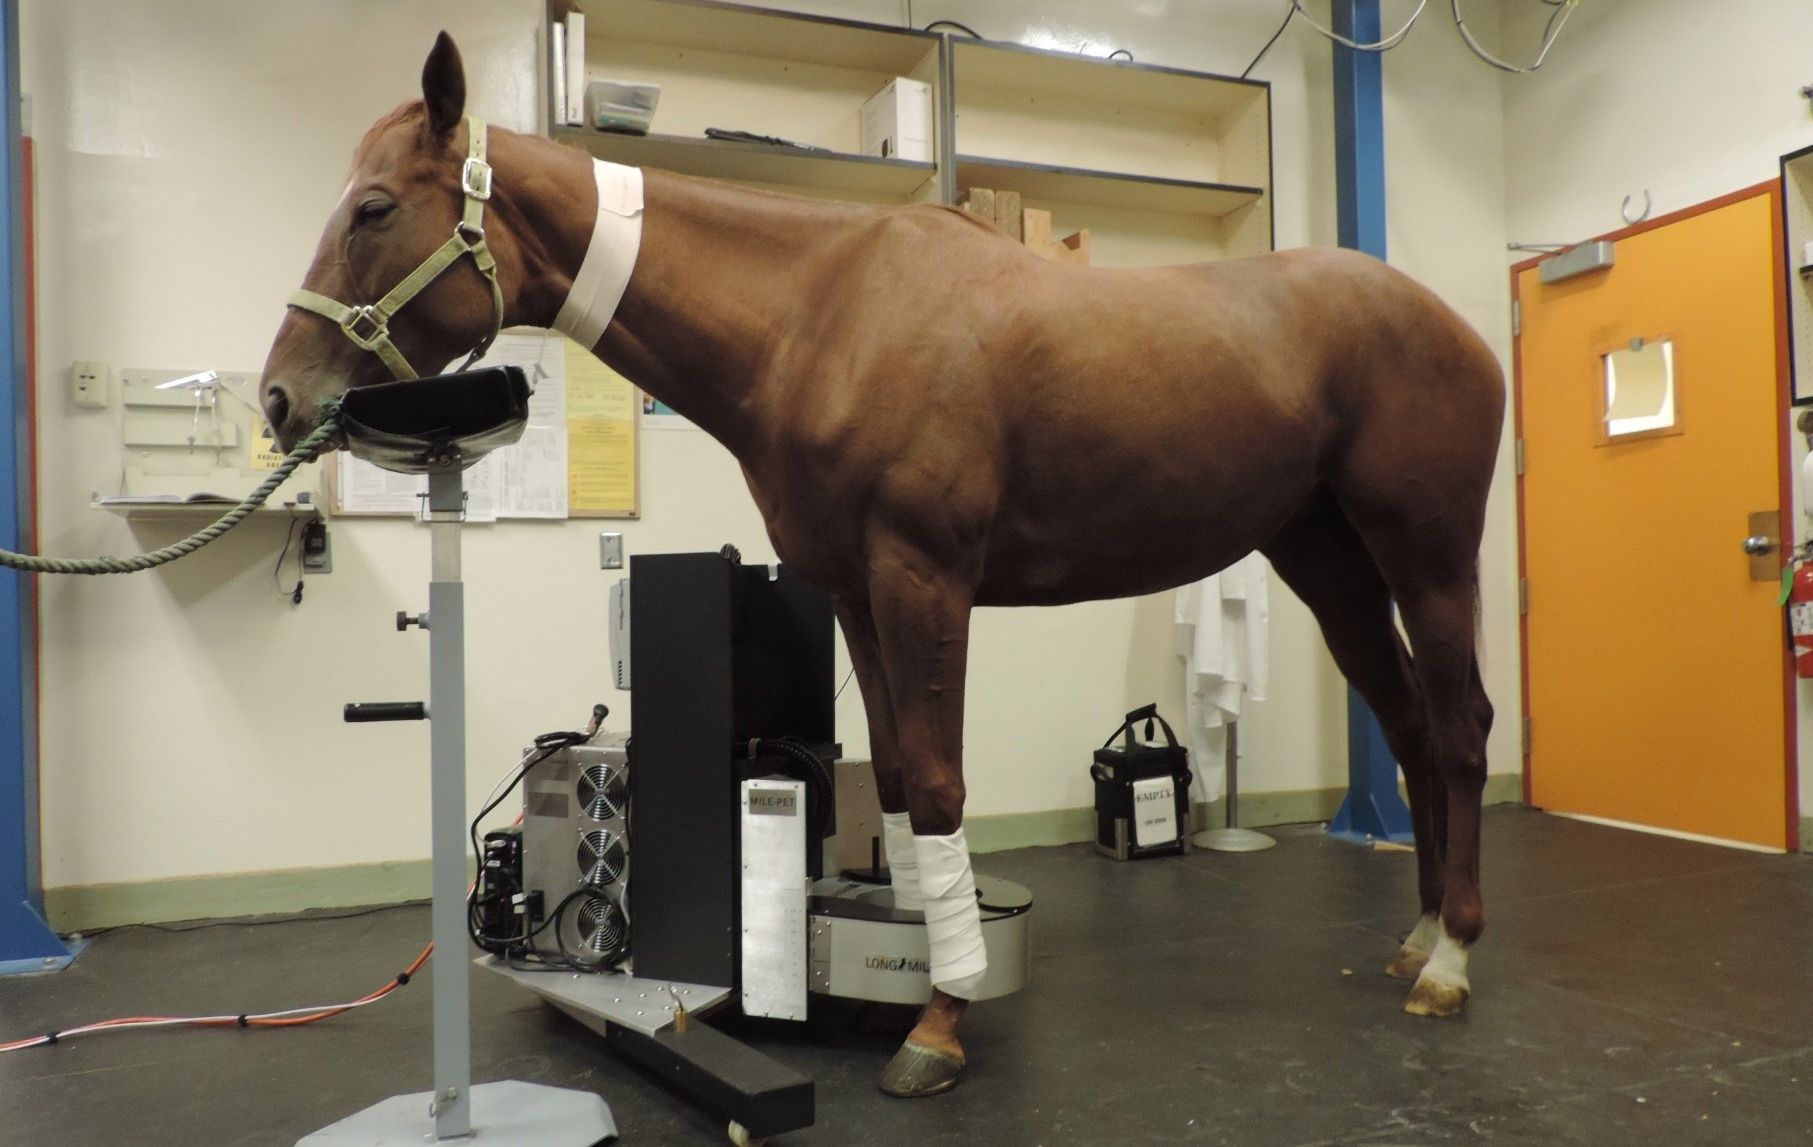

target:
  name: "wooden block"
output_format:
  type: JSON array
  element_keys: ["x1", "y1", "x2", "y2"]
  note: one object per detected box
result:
[
  {"x1": 957, "y1": 187, "x2": 995, "y2": 223},
  {"x1": 1021, "y1": 207, "x2": 1051, "y2": 247},
  {"x1": 994, "y1": 189, "x2": 1022, "y2": 241},
  {"x1": 1039, "y1": 228, "x2": 1090, "y2": 266}
]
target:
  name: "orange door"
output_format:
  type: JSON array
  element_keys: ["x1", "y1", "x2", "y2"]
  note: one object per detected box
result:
[{"x1": 1517, "y1": 186, "x2": 1795, "y2": 851}]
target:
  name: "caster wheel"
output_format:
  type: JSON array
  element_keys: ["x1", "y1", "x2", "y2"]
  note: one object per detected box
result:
[{"x1": 728, "y1": 1120, "x2": 768, "y2": 1147}]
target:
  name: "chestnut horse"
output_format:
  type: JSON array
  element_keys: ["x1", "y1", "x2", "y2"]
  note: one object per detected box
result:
[{"x1": 262, "y1": 35, "x2": 1503, "y2": 1097}]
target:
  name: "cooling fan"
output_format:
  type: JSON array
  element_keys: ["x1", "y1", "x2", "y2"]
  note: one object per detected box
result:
[
  {"x1": 577, "y1": 763, "x2": 627, "y2": 821},
  {"x1": 577, "y1": 828, "x2": 626, "y2": 887},
  {"x1": 572, "y1": 892, "x2": 628, "y2": 966}
]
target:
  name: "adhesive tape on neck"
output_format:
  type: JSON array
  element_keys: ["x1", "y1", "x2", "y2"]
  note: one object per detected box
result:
[{"x1": 552, "y1": 158, "x2": 644, "y2": 349}]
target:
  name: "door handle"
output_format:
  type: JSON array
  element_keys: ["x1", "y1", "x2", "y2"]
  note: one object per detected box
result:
[{"x1": 1746, "y1": 510, "x2": 1782, "y2": 581}]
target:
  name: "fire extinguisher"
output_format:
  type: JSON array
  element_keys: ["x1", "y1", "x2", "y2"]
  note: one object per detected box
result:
[{"x1": 1791, "y1": 557, "x2": 1813, "y2": 678}]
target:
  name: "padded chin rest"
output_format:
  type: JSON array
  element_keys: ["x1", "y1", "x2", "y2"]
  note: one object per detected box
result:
[{"x1": 339, "y1": 366, "x2": 531, "y2": 474}]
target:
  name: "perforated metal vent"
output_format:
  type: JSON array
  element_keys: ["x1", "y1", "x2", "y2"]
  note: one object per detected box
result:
[
  {"x1": 576, "y1": 895, "x2": 627, "y2": 957},
  {"x1": 577, "y1": 764, "x2": 627, "y2": 821},
  {"x1": 576, "y1": 829, "x2": 626, "y2": 886}
]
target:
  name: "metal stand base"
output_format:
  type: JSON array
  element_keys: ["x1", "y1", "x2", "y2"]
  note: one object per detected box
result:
[
  {"x1": 297, "y1": 1080, "x2": 616, "y2": 1146},
  {"x1": 0, "y1": 933, "x2": 86, "y2": 977},
  {"x1": 1194, "y1": 724, "x2": 1276, "y2": 853},
  {"x1": 1190, "y1": 827, "x2": 1276, "y2": 852}
]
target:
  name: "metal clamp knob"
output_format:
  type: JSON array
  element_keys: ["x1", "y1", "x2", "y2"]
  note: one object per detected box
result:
[
  {"x1": 397, "y1": 611, "x2": 429, "y2": 631},
  {"x1": 1742, "y1": 535, "x2": 1776, "y2": 556}
]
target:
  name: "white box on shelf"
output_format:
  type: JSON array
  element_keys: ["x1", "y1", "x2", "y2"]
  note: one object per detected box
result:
[
  {"x1": 859, "y1": 77, "x2": 932, "y2": 163},
  {"x1": 585, "y1": 80, "x2": 661, "y2": 133}
]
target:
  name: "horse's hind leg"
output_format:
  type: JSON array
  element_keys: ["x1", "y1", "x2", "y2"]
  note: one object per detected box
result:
[
  {"x1": 1371, "y1": 549, "x2": 1493, "y2": 1018},
  {"x1": 1260, "y1": 494, "x2": 1446, "y2": 979}
]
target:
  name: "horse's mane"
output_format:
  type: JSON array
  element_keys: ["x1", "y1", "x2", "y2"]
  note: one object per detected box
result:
[{"x1": 350, "y1": 100, "x2": 426, "y2": 171}]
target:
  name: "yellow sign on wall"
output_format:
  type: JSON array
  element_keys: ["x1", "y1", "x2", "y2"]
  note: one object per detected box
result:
[{"x1": 565, "y1": 341, "x2": 639, "y2": 517}]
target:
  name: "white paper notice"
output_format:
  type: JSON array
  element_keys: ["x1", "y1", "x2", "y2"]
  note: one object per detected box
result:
[
  {"x1": 336, "y1": 453, "x2": 423, "y2": 515},
  {"x1": 1131, "y1": 775, "x2": 1178, "y2": 847},
  {"x1": 468, "y1": 331, "x2": 569, "y2": 519}
]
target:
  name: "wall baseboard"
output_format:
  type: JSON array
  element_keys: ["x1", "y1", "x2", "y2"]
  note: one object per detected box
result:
[
  {"x1": 46, "y1": 859, "x2": 433, "y2": 936},
  {"x1": 1802, "y1": 818, "x2": 1813, "y2": 854},
  {"x1": 46, "y1": 775, "x2": 1527, "y2": 932}
]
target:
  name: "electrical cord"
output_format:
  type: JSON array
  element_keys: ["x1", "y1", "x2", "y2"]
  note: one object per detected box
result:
[
  {"x1": 1242, "y1": 6, "x2": 1297, "y2": 78},
  {"x1": 924, "y1": 19, "x2": 981, "y2": 39},
  {"x1": 0, "y1": 941, "x2": 432, "y2": 1053},
  {"x1": 1453, "y1": 0, "x2": 1575, "y2": 74},
  {"x1": 1291, "y1": 0, "x2": 1428, "y2": 52},
  {"x1": 274, "y1": 518, "x2": 304, "y2": 605},
  {"x1": 466, "y1": 705, "x2": 608, "y2": 953},
  {"x1": 745, "y1": 736, "x2": 835, "y2": 844},
  {"x1": 79, "y1": 901, "x2": 424, "y2": 938},
  {"x1": 550, "y1": 886, "x2": 628, "y2": 971}
]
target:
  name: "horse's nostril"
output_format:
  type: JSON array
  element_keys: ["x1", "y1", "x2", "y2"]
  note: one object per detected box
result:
[{"x1": 265, "y1": 387, "x2": 291, "y2": 431}]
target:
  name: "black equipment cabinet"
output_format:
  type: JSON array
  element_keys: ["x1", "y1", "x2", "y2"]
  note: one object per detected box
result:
[{"x1": 628, "y1": 551, "x2": 834, "y2": 988}]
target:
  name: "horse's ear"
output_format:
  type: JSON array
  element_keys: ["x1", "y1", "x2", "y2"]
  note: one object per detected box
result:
[{"x1": 421, "y1": 31, "x2": 466, "y2": 140}]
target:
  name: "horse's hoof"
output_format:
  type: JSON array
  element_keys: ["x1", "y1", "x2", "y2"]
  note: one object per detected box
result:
[
  {"x1": 850, "y1": 1001, "x2": 919, "y2": 1035},
  {"x1": 1403, "y1": 978, "x2": 1469, "y2": 1017},
  {"x1": 879, "y1": 1040, "x2": 965, "y2": 1098},
  {"x1": 1385, "y1": 948, "x2": 1431, "y2": 982}
]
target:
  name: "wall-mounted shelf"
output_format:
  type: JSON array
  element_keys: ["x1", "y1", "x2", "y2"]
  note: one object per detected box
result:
[
  {"x1": 93, "y1": 498, "x2": 320, "y2": 521},
  {"x1": 955, "y1": 154, "x2": 1263, "y2": 218},
  {"x1": 569, "y1": 0, "x2": 936, "y2": 74},
  {"x1": 548, "y1": 0, "x2": 1273, "y2": 263},
  {"x1": 555, "y1": 127, "x2": 934, "y2": 197}
]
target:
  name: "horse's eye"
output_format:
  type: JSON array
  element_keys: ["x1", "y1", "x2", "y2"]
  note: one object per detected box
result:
[{"x1": 353, "y1": 199, "x2": 395, "y2": 228}]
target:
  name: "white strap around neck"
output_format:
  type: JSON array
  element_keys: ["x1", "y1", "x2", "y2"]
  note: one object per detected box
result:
[{"x1": 551, "y1": 158, "x2": 644, "y2": 350}]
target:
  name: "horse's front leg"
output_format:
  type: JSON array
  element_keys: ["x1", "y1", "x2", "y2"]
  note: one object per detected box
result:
[{"x1": 865, "y1": 542, "x2": 982, "y2": 1098}]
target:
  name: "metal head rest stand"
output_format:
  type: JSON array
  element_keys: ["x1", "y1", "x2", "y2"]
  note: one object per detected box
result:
[
  {"x1": 1189, "y1": 723, "x2": 1276, "y2": 853},
  {"x1": 301, "y1": 368, "x2": 615, "y2": 1146}
]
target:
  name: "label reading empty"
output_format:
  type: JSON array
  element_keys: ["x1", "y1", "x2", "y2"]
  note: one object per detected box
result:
[{"x1": 1132, "y1": 775, "x2": 1177, "y2": 846}]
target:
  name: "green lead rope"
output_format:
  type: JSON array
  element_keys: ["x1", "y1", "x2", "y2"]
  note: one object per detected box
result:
[{"x1": 0, "y1": 402, "x2": 342, "y2": 576}]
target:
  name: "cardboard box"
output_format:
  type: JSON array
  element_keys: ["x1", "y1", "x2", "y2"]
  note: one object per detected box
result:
[{"x1": 859, "y1": 77, "x2": 933, "y2": 163}]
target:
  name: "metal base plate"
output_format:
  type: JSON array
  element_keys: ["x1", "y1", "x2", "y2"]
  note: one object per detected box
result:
[
  {"x1": 1191, "y1": 828, "x2": 1277, "y2": 852},
  {"x1": 296, "y1": 1079, "x2": 615, "y2": 1145},
  {"x1": 479, "y1": 958, "x2": 731, "y2": 1036}
]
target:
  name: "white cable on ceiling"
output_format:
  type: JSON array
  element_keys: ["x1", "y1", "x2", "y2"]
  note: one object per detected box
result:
[
  {"x1": 1290, "y1": 0, "x2": 1429, "y2": 53},
  {"x1": 1454, "y1": 0, "x2": 1577, "y2": 73}
]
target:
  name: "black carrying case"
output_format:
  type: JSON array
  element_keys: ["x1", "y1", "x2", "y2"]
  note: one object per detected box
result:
[{"x1": 1091, "y1": 703, "x2": 1193, "y2": 860}]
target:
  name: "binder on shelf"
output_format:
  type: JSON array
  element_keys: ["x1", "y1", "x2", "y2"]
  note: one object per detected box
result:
[
  {"x1": 551, "y1": 21, "x2": 568, "y2": 126},
  {"x1": 564, "y1": 11, "x2": 587, "y2": 127}
]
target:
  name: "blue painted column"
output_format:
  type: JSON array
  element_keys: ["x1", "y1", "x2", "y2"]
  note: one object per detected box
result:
[
  {"x1": 1325, "y1": 0, "x2": 1413, "y2": 844},
  {"x1": 0, "y1": 0, "x2": 75, "y2": 974}
]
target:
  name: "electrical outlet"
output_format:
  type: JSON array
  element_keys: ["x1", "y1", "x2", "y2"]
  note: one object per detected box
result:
[
  {"x1": 300, "y1": 520, "x2": 332, "y2": 574},
  {"x1": 70, "y1": 361, "x2": 109, "y2": 408},
  {"x1": 599, "y1": 531, "x2": 624, "y2": 569}
]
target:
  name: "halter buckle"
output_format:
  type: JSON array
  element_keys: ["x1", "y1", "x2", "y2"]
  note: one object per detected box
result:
[
  {"x1": 461, "y1": 157, "x2": 493, "y2": 201},
  {"x1": 341, "y1": 305, "x2": 389, "y2": 349}
]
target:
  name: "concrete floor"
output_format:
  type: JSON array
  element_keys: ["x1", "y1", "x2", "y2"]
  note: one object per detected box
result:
[{"x1": 3, "y1": 806, "x2": 1811, "y2": 1146}]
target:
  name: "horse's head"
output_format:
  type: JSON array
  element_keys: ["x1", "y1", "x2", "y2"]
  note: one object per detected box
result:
[{"x1": 259, "y1": 32, "x2": 503, "y2": 452}]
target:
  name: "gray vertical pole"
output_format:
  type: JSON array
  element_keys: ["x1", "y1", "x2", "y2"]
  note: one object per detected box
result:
[
  {"x1": 935, "y1": 32, "x2": 957, "y2": 205},
  {"x1": 1224, "y1": 723, "x2": 1239, "y2": 829},
  {"x1": 426, "y1": 467, "x2": 471, "y2": 1140}
]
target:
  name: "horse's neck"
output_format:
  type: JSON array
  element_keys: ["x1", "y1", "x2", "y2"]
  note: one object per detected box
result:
[{"x1": 508, "y1": 132, "x2": 868, "y2": 450}]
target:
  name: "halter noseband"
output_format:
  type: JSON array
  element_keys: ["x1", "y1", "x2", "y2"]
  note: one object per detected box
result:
[{"x1": 288, "y1": 115, "x2": 505, "y2": 381}]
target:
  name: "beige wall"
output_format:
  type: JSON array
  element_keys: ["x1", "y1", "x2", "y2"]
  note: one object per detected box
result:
[
  {"x1": 1499, "y1": 0, "x2": 1813, "y2": 819},
  {"x1": 24, "y1": 0, "x2": 1517, "y2": 892}
]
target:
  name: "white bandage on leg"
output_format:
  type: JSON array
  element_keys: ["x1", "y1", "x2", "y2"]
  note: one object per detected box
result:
[
  {"x1": 550, "y1": 158, "x2": 644, "y2": 350},
  {"x1": 881, "y1": 811, "x2": 923, "y2": 912},
  {"x1": 913, "y1": 827, "x2": 988, "y2": 998}
]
